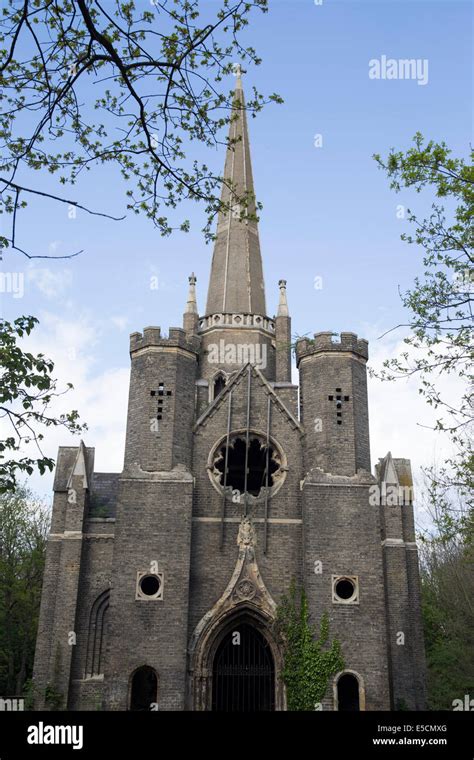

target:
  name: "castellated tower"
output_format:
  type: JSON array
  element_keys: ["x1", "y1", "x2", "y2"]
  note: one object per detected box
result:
[
  {"x1": 105, "y1": 327, "x2": 200, "y2": 710},
  {"x1": 33, "y1": 71, "x2": 426, "y2": 712},
  {"x1": 123, "y1": 327, "x2": 199, "y2": 472},
  {"x1": 296, "y1": 331, "x2": 370, "y2": 476},
  {"x1": 296, "y1": 333, "x2": 389, "y2": 709}
]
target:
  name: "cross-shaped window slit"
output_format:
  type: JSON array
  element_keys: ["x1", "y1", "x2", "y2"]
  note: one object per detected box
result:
[
  {"x1": 328, "y1": 388, "x2": 350, "y2": 425},
  {"x1": 151, "y1": 383, "x2": 172, "y2": 424}
]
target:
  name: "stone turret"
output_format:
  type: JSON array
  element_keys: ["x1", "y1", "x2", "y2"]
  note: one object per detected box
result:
[
  {"x1": 296, "y1": 332, "x2": 370, "y2": 476},
  {"x1": 124, "y1": 326, "x2": 199, "y2": 472}
]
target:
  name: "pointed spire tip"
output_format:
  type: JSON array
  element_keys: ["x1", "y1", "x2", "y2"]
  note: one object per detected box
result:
[
  {"x1": 205, "y1": 63, "x2": 267, "y2": 317},
  {"x1": 232, "y1": 63, "x2": 246, "y2": 90}
]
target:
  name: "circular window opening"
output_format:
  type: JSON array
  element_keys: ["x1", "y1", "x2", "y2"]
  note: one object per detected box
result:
[
  {"x1": 140, "y1": 575, "x2": 161, "y2": 597},
  {"x1": 212, "y1": 435, "x2": 282, "y2": 498},
  {"x1": 335, "y1": 578, "x2": 355, "y2": 601}
]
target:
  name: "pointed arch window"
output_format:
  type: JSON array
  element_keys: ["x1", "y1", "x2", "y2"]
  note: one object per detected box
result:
[
  {"x1": 213, "y1": 372, "x2": 227, "y2": 400},
  {"x1": 85, "y1": 589, "x2": 110, "y2": 678}
]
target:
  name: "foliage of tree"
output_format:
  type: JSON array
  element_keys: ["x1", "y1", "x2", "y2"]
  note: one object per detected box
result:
[
  {"x1": 0, "y1": 484, "x2": 49, "y2": 695},
  {"x1": 0, "y1": 315, "x2": 85, "y2": 493},
  {"x1": 373, "y1": 134, "x2": 473, "y2": 496},
  {"x1": 0, "y1": 1, "x2": 279, "y2": 487},
  {"x1": 275, "y1": 582, "x2": 344, "y2": 711},
  {"x1": 0, "y1": 0, "x2": 281, "y2": 258},
  {"x1": 418, "y1": 470, "x2": 474, "y2": 710}
]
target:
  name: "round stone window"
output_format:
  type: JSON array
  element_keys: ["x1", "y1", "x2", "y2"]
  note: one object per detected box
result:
[
  {"x1": 138, "y1": 574, "x2": 162, "y2": 598},
  {"x1": 208, "y1": 431, "x2": 286, "y2": 503},
  {"x1": 335, "y1": 578, "x2": 354, "y2": 600},
  {"x1": 332, "y1": 576, "x2": 359, "y2": 604}
]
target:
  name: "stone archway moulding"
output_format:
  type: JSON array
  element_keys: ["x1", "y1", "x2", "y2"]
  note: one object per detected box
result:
[{"x1": 187, "y1": 515, "x2": 285, "y2": 710}]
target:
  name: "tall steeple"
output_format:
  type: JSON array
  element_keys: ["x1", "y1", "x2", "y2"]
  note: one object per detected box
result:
[{"x1": 205, "y1": 69, "x2": 267, "y2": 316}]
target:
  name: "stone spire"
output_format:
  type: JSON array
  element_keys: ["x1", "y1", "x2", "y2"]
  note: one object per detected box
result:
[{"x1": 205, "y1": 69, "x2": 267, "y2": 316}]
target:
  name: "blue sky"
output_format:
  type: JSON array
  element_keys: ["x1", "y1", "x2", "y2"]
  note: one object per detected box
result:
[{"x1": 1, "y1": 0, "x2": 472, "y2": 506}]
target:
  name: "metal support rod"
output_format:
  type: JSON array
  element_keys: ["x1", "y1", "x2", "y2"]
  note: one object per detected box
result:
[
  {"x1": 243, "y1": 365, "x2": 251, "y2": 516},
  {"x1": 220, "y1": 390, "x2": 232, "y2": 549},
  {"x1": 264, "y1": 394, "x2": 271, "y2": 554}
]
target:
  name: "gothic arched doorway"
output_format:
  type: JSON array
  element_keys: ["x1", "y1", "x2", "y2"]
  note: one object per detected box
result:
[
  {"x1": 129, "y1": 666, "x2": 157, "y2": 711},
  {"x1": 211, "y1": 623, "x2": 275, "y2": 711},
  {"x1": 337, "y1": 673, "x2": 360, "y2": 711}
]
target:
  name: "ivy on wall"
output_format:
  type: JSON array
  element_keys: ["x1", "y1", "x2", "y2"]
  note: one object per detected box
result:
[{"x1": 275, "y1": 582, "x2": 344, "y2": 711}]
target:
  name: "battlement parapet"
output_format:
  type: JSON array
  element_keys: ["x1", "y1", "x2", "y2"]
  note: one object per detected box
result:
[
  {"x1": 295, "y1": 331, "x2": 369, "y2": 363},
  {"x1": 130, "y1": 326, "x2": 200, "y2": 355}
]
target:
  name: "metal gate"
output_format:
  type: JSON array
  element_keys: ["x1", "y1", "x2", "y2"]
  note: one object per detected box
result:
[{"x1": 211, "y1": 623, "x2": 275, "y2": 711}]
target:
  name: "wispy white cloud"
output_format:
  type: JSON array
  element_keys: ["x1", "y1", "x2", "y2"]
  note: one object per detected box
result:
[
  {"x1": 365, "y1": 323, "x2": 459, "y2": 465},
  {"x1": 16, "y1": 311, "x2": 128, "y2": 500},
  {"x1": 27, "y1": 266, "x2": 73, "y2": 299},
  {"x1": 110, "y1": 315, "x2": 129, "y2": 331},
  {"x1": 366, "y1": 325, "x2": 462, "y2": 529}
]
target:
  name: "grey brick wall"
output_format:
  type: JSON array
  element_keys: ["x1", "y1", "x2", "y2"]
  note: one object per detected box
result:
[
  {"x1": 33, "y1": 323, "x2": 426, "y2": 713},
  {"x1": 302, "y1": 475, "x2": 391, "y2": 710},
  {"x1": 104, "y1": 476, "x2": 193, "y2": 711},
  {"x1": 200, "y1": 326, "x2": 276, "y2": 382}
]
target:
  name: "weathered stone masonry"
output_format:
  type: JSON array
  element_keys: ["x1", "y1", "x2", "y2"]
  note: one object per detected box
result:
[{"x1": 33, "y1": 73, "x2": 426, "y2": 711}]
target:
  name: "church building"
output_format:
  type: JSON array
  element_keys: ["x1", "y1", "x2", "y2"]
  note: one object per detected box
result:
[{"x1": 33, "y1": 73, "x2": 427, "y2": 711}]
